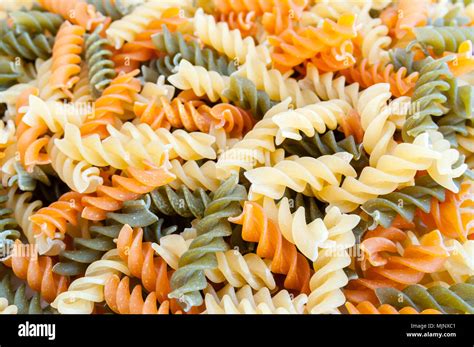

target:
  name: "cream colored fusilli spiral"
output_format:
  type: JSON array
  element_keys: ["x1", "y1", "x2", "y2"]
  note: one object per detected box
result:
[{"x1": 168, "y1": 159, "x2": 221, "y2": 192}]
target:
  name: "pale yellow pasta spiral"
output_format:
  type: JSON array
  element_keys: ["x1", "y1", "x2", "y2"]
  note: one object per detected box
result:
[
  {"x1": 52, "y1": 249, "x2": 130, "y2": 314},
  {"x1": 168, "y1": 59, "x2": 230, "y2": 102},
  {"x1": 0, "y1": 298, "x2": 17, "y2": 314},
  {"x1": 168, "y1": 159, "x2": 221, "y2": 192},
  {"x1": 356, "y1": 18, "x2": 391, "y2": 65},
  {"x1": 457, "y1": 126, "x2": 474, "y2": 169},
  {"x1": 36, "y1": 58, "x2": 67, "y2": 102},
  {"x1": 246, "y1": 152, "x2": 357, "y2": 201},
  {"x1": 0, "y1": 120, "x2": 16, "y2": 160},
  {"x1": 319, "y1": 131, "x2": 467, "y2": 212},
  {"x1": 204, "y1": 284, "x2": 308, "y2": 314},
  {"x1": 431, "y1": 239, "x2": 474, "y2": 285}
]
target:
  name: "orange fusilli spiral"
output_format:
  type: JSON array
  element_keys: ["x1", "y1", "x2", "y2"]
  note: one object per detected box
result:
[
  {"x1": 261, "y1": 7, "x2": 295, "y2": 36},
  {"x1": 104, "y1": 275, "x2": 171, "y2": 314},
  {"x1": 3, "y1": 240, "x2": 69, "y2": 303},
  {"x1": 50, "y1": 21, "x2": 85, "y2": 99},
  {"x1": 80, "y1": 162, "x2": 176, "y2": 221},
  {"x1": 420, "y1": 181, "x2": 474, "y2": 241},
  {"x1": 340, "y1": 59, "x2": 419, "y2": 97},
  {"x1": 134, "y1": 95, "x2": 254, "y2": 137},
  {"x1": 116, "y1": 225, "x2": 201, "y2": 313},
  {"x1": 345, "y1": 228, "x2": 449, "y2": 304},
  {"x1": 30, "y1": 192, "x2": 84, "y2": 240},
  {"x1": 38, "y1": 0, "x2": 110, "y2": 32},
  {"x1": 308, "y1": 43, "x2": 356, "y2": 73},
  {"x1": 268, "y1": 14, "x2": 357, "y2": 71},
  {"x1": 229, "y1": 201, "x2": 311, "y2": 294},
  {"x1": 217, "y1": 11, "x2": 258, "y2": 38},
  {"x1": 80, "y1": 70, "x2": 141, "y2": 138},
  {"x1": 345, "y1": 301, "x2": 442, "y2": 314}
]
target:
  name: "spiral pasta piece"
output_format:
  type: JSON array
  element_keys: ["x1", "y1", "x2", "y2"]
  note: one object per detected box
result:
[
  {"x1": 0, "y1": 31, "x2": 54, "y2": 61},
  {"x1": 3, "y1": 240, "x2": 69, "y2": 303},
  {"x1": 193, "y1": 9, "x2": 269, "y2": 64},
  {"x1": 106, "y1": 0, "x2": 190, "y2": 49},
  {"x1": 394, "y1": 0, "x2": 429, "y2": 39},
  {"x1": 168, "y1": 159, "x2": 221, "y2": 192},
  {"x1": 218, "y1": 11, "x2": 258, "y2": 38},
  {"x1": 230, "y1": 201, "x2": 312, "y2": 294},
  {"x1": 414, "y1": 26, "x2": 474, "y2": 56},
  {"x1": 39, "y1": 0, "x2": 109, "y2": 31},
  {"x1": 268, "y1": 14, "x2": 357, "y2": 71},
  {"x1": 104, "y1": 275, "x2": 170, "y2": 314},
  {"x1": 354, "y1": 18, "x2": 391, "y2": 65},
  {"x1": 49, "y1": 21, "x2": 85, "y2": 99},
  {"x1": 204, "y1": 284, "x2": 307, "y2": 314},
  {"x1": 319, "y1": 131, "x2": 467, "y2": 212},
  {"x1": 6, "y1": 10, "x2": 63, "y2": 34},
  {"x1": 214, "y1": 0, "x2": 308, "y2": 17},
  {"x1": 168, "y1": 59, "x2": 230, "y2": 103},
  {"x1": 245, "y1": 152, "x2": 356, "y2": 201},
  {"x1": 52, "y1": 249, "x2": 130, "y2": 314}
]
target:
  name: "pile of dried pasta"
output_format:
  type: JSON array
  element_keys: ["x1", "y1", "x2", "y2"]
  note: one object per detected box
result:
[{"x1": 0, "y1": 0, "x2": 473, "y2": 315}]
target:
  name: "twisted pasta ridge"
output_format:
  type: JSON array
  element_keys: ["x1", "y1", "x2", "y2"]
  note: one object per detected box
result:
[
  {"x1": 222, "y1": 75, "x2": 276, "y2": 119},
  {"x1": 152, "y1": 25, "x2": 237, "y2": 76},
  {"x1": 394, "y1": 0, "x2": 429, "y2": 39},
  {"x1": 38, "y1": 0, "x2": 109, "y2": 32},
  {"x1": 35, "y1": 58, "x2": 67, "y2": 101},
  {"x1": 85, "y1": 24, "x2": 116, "y2": 98},
  {"x1": 319, "y1": 131, "x2": 467, "y2": 212},
  {"x1": 104, "y1": 274, "x2": 170, "y2": 314},
  {"x1": 7, "y1": 10, "x2": 63, "y2": 34},
  {"x1": 214, "y1": 0, "x2": 308, "y2": 16},
  {"x1": 298, "y1": 63, "x2": 360, "y2": 107},
  {"x1": 362, "y1": 175, "x2": 450, "y2": 229},
  {"x1": 204, "y1": 284, "x2": 307, "y2": 314},
  {"x1": 354, "y1": 18, "x2": 391, "y2": 65},
  {"x1": 153, "y1": 231, "x2": 276, "y2": 290},
  {"x1": 458, "y1": 126, "x2": 474, "y2": 169},
  {"x1": 0, "y1": 272, "x2": 56, "y2": 314},
  {"x1": 86, "y1": 0, "x2": 134, "y2": 20},
  {"x1": 0, "y1": 31, "x2": 53, "y2": 61},
  {"x1": 263, "y1": 198, "x2": 360, "y2": 262},
  {"x1": 421, "y1": 181, "x2": 473, "y2": 241},
  {"x1": 51, "y1": 249, "x2": 130, "y2": 314},
  {"x1": 345, "y1": 301, "x2": 441, "y2": 314},
  {"x1": 53, "y1": 224, "x2": 120, "y2": 276},
  {"x1": 71, "y1": 64, "x2": 93, "y2": 103},
  {"x1": 414, "y1": 26, "x2": 474, "y2": 56},
  {"x1": 0, "y1": 120, "x2": 15, "y2": 160},
  {"x1": 149, "y1": 185, "x2": 210, "y2": 219},
  {"x1": 268, "y1": 14, "x2": 357, "y2": 71},
  {"x1": 106, "y1": 0, "x2": 190, "y2": 49},
  {"x1": 246, "y1": 152, "x2": 356, "y2": 201},
  {"x1": 402, "y1": 56, "x2": 453, "y2": 142},
  {"x1": 80, "y1": 69, "x2": 141, "y2": 138},
  {"x1": 0, "y1": 192, "x2": 20, "y2": 259},
  {"x1": 5, "y1": 185, "x2": 42, "y2": 244},
  {"x1": 116, "y1": 225, "x2": 192, "y2": 313},
  {"x1": 230, "y1": 201, "x2": 312, "y2": 294},
  {"x1": 308, "y1": 44, "x2": 356, "y2": 73},
  {"x1": 168, "y1": 59, "x2": 229, "y2": 103},
  {"x1": 30, "y1": 191, "x2": 84, "y2": 246},
  {"x1": 193, "y1": 9, "x2": 270, "y2": 64},
  {"x1": 301, "y1": 1, "x2": 371, "y2": 26},
  {"x1": 50, "y1": 21, "x2": 85, "y2": 99},
  {"x1": 168, "y1": 175, "x2": 247, "y2": 311},
  {"x1": 168, "y1": 159, "x2": 221, "y2": 192},
  {"x1": 355, "y1": 229, "x2": 449, "y2": 292},
  {"x1": 271, "y1": 99, "x2": 352, "y2": 145},
  {"x1": 235, "y1": 51, "x2": 319, "y2": 107},
  {"x1": 80, "y1": 161, "x2": 176, "y2": 221},
  {"x1": 218, "y1": 11, "x2": 258, "y2": 37},
  {"x1": 376, "y1": 276, "x2": 474, "y2": 314},
  {"x1": 3, "y1": 240, "x2": 69, "y2": 303},
  {"x1": 341, "y1": 60, "x2": 419, "y2": 97},
  {"x1": 0, "y1": 56, "x2": 36, "y2": 90}
]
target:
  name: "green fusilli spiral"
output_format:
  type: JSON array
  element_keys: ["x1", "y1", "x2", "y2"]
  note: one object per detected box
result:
[
  {"x1": 152, "y1": 25, "x2": 237, "y2": 76},
  {"x1": 280, "y1": 131, "x2": 369, "y2": 174},
  {"x1": 222, "y1": 75, "x2": 276, "y2": 119},
  {"x1": 0, "y1": 272, "x2": 56, "y2": 314},
  {"x1": 376, "y1": 276, "x2": 474, "y2": 314},
  {"x1": 169, "y1": 174, "x2": 247, "y2": 311},
  {"x1": 414, "y1": 26, "x2": 474, "y2": 55},
  {"x1": 361, "y1": 175, "x2": 456, "y2": 229},
  {"x1": 6, "y1": 162, "x2": 50, "y2": 192},
  {"x1": 86, "y1": 0, "x2": 135, "y2": 20},
  {"x1": 85, "y1": 25, "x2": 116, "y2": 98},
  {"x1": 0, "y1": 57, "x2": 36, "y2": 91},
  {"x1": 430, "y1": 6, "x2": 470, "y2": 26},
  {"x1": 0, "y1": 192, "x2": 21, "y2": 261},
  {"x1": 142, "y1": 54, "x2": 182, "y2": 82},
  {"x1": 0, "y1": 31, "x2": 53, "y2": 60},
  {"x1": 8, "y1": 11, "x2": 63, "y2": 35},
  {"x1": 149, "y1": 185, "x2": 211, "y2": 219}
]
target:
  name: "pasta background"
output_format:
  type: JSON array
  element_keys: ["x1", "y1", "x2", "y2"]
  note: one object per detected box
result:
[{"x1": 0, "y1": 0, "x2": 472, "y2": 316}]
